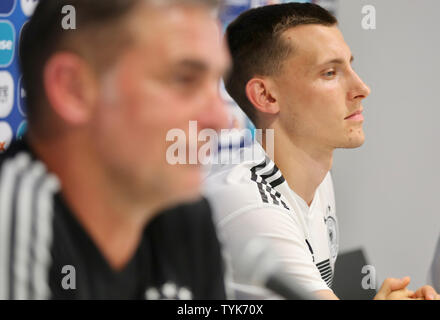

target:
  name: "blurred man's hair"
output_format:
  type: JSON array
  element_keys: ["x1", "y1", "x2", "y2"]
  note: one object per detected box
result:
[
  {"x1": 20, "y1": 0, "x2": 221, "y2": 126},
  {"x1": 224, "y1": 3, "x2": 337, "y2": 125}
]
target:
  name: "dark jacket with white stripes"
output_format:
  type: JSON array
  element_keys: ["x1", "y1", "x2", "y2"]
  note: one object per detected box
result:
[{"x1": 0, "y1": 140, "x2": 226, "y2": 299}]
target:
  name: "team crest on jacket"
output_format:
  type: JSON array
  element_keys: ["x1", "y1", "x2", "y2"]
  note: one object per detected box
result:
[{"x1": 324, "y1": 205, "x2": 338, "y2": 262}]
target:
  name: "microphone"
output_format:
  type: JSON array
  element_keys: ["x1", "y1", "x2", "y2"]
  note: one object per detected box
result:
[{"x1": 237, "y1": 238, "x2": 316, "y2": 300}]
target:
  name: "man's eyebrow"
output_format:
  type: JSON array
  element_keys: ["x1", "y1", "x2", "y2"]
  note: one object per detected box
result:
[
  {"x1": 175, "y1": 58, "x2": 231, "y2": 77},
  {"x1": 174, "y1": 59, "x2": 209, "y2": 72},
  {"x1": 319, "y1": 55, "x2": 354, "y2": 66}
]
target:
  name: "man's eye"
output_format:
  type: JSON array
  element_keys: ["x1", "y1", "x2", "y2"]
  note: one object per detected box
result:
[
  {"x1": 323, "y1": 70, "x2": 336, "y2": 77},
  {"x1": 174, "y1": 74, "x2": 198, "y2": 84}
]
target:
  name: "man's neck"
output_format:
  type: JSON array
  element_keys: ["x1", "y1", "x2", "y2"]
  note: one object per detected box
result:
[
  {"x1": 28, "y1": 132, "x2": 158, "y2": 271},
  {"x1": 261, "y1": 127, "x2": 333, "y2": 206}
]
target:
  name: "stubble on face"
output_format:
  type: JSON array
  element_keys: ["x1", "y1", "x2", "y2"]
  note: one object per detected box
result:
[
  {"x1": 272, "y1": 25, "x2": 369, "y2": 152},
  {"x1": 92, "y1": 4, "x2": 229, "y2": 208}
]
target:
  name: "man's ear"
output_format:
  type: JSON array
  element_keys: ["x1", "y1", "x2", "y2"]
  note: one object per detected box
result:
[
  {"x1": 43, "y1": 52, "x2": 98, "y2": 125},
  {"x1": 245, "y1": 77, "x2": 280, "y2": 116}
]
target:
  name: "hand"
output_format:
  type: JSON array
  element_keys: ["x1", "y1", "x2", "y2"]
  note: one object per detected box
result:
[
  {"x1": 410, "y1": 285, "x2": 440, "y2": 300},
  {"x1": 374, "y1": 276, "x2": 419, "y2": 300},
  {"x1": 386, "y1": 288, "x2": 420, "y2": 300}
]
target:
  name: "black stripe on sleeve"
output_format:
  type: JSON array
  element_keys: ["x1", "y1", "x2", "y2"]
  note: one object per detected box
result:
[
  {"x1": 260, "y1": 165, "x2": 279, "y2": 180},
  {"x1": 316, "y1": 259, "x2": 330, "y2": 268},
  {"x1": 269, "y1": 175, "x2": 285, "y2": 188}
]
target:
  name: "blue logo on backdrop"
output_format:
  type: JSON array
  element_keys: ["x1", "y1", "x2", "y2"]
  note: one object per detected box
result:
[
  {"x1": 0, "y1": 0, "x2": 15, "y2": 16},
  {"x1": 0, "y1": 21, "x2": 15, "y2": 67},
  {"x1": 16, "y1": 120, "x2": 27, "y2": 140}
]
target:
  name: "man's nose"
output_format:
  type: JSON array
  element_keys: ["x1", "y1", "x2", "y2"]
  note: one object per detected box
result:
[{"x1": 348, "y1": 71, "x2": 371, "y2": 101}]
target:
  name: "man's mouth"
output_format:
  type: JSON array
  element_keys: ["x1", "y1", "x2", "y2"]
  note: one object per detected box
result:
[{"x1": 344, "y1": 109, "x2": 364, "y2": 121}]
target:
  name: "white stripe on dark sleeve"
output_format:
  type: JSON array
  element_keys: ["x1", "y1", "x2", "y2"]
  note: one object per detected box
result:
[
  {"x1": 0, "y1": 153, "x2": 31, "y2": 299},
  {"x1": 14, "y1": 162, "x2": 46, "y2": 300},
  {"x1": 32, "y1": 174, "x2": 60, "y2": 299}
]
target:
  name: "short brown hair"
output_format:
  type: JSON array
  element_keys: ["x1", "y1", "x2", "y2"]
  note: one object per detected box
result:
[
  {"x1": 224, "y1": 3, "x2": 337, "y2": 125},
  {"x1": 20, "y1": 0, "x2": 221, "y2": 126}
]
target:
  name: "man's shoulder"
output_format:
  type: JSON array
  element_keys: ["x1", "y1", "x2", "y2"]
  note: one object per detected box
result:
[
  {"x1": 0, "y1": 139, "x2": 59, "y2": 189},
  {"x1": 203, "y1": 148, "x2": 291, "y2": 223},
  {"x1": 204, "y1": 158, "x2": 262, "y2": 198},
  {"x1": 0, "y1": 140, "x2": 60, "y2": 201},
  {"x1": 0, "y1": 140, "x2": 61, "y2": 300}
]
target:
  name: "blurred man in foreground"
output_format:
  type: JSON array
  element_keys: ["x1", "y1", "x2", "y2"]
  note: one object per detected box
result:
[
  {"x1": 204, "y1": 2, "x2": 438, "y2": 300},
  {"x1": 0, "y1": 0, "x2": 230, "y2": 299}
]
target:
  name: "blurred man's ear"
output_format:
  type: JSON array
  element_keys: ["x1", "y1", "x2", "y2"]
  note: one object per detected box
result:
[
  {"x1": 245, "y1": 77, "x2": 280, "y2": 117},
  {"x1": 43, "y1": 52, "x2": 98, "y2": 125}
]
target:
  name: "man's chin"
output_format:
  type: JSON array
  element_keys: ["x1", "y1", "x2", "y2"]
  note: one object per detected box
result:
[
  {"x1": 336, "y1": 133, "x2": 365, "y2": 149},
  {"x1": 342, "y1": 137, "x2": 365, "y2": 149}
]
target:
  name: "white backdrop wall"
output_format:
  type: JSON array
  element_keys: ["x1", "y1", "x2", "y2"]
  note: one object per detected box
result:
[{"x1": 333, "y1": 0, "x2": 440, "y2": 289}]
